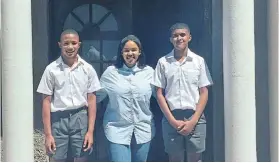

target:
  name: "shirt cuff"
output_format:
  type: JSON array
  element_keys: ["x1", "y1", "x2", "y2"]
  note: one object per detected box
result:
[
  {"x1": 150, "y1": 82, "x2": 165, "y2": 89},
  {"x1": 36, "y1": 89, "x2": 53, "y2": 96},
  {"x1": 87, "y1": 86, "x2": 102, "y2": 93}
]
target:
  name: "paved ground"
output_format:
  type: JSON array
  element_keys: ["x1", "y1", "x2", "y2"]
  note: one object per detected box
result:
[{"x1": 1, "y1": 129, "x2": 48, "y2": 162}]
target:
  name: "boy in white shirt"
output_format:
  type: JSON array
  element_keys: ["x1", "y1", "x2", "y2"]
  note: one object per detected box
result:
[
  {"x1": 152, "y1": 23, "x2": 213, "y2": 162},
  {"x1": 37, "y1": 29, "x2": 101, "y2": 161}
]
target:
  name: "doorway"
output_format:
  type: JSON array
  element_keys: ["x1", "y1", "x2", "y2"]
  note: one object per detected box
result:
[{"x1": 49, "y1": 0, "x2": 214, "y2": 161}]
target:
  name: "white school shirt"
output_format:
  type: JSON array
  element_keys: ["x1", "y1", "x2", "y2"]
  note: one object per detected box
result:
[
  {"x1": 37, "y1": 56, "x2": 101, "y2": 112},
  {"x1": 151, "y1": 49, "x2": 213, "y2": 111}
]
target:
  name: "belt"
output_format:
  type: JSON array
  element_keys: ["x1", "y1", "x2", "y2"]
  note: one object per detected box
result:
[
  {"x1": 51, "y1": 106, "x2": 87, "y2": 118},
  {"x1": 171, "y1": 109, "x2": 195, "y2": 120}
]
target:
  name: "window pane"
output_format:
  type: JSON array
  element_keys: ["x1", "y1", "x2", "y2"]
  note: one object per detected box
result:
[
  {"x1": 81, "y1": 40, "x2": 101, "y2": 62},
  {"x1": 81, "y1": 41, "x2": 102, "y2": 77},
  {"x1": 92, "y1": 63, "x2": 101, "y2": 78},
  {"x1": 92, "y1": 4, "x2": 108, "y2": 24},
  {"x1": 64, "y1": 14, "x2": 83, "y2": 31},
  {"x1": 100, "y1": 14, "x2": 118, "y2": 31},
  {"x1": 73, "y1": 4, "x2": 89, "y2": 24},
  {"x1": 102, "y1": 40, "x2": 119, "y2": 60}
]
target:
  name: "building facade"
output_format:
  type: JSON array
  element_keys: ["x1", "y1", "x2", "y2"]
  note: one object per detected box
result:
[{"x1": 1, "y1": 0, "x2": 278, "y2": 161}]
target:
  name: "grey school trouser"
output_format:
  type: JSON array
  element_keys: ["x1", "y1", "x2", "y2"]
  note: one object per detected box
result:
[
  {"x1": 162, "y1": 109, "x2": 206, "y2": 154},
  {"x1": 49, "y1": 107, "x2": 90, "y2": 160}
]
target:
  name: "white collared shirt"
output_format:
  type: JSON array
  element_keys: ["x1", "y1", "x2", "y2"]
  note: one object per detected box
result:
[
  {"x1": 151, "y1": 49, "x2": 213, "y2": 111},
  {"x1": 37, "y1": 56, "x2": 101, "y2": 112}
]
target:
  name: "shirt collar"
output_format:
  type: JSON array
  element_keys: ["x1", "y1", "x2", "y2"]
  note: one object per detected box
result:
[
  {"x1": 57, "y1": 55, "x2": 84, "y2": 69},
  {"x1": 122, "y1": 63, "x2": 140, "y2": 73},
  {"x1": 166, "y1": 48, "x2": 194, "y2": 63},
  {"x1": 57, "y1": 55, "x2": 84, "y2": 66}
]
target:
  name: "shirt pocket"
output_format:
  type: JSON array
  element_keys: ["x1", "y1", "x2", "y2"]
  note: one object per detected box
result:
[{"x1": 184, "y1": 69, "x2": 200, "y2": 85}]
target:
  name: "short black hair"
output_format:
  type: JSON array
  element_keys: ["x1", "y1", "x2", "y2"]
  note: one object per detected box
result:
[
  {"x1": 60, "y1": 29, "x2": 79, "y2": 41},
  {"x1": 114, "y1": 35, "x2": 146, "y2": 69},
  {"x1": 170, "y1": 23, "x2": 191, "y2": 35}
]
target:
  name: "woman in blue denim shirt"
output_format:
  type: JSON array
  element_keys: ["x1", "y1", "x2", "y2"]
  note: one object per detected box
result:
[{"x1": 96, "y1": 35, "x2": 156, "y2": 162}]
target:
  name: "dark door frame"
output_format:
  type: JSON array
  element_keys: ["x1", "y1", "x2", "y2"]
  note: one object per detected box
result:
[{"x1": 211, "y1": 0, "x2": 224, "y2": 161}]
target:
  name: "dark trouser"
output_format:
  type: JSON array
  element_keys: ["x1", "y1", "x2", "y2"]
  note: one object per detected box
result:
[{"x1": 49, "y1": 107, "x2": 90, "y2": 161}]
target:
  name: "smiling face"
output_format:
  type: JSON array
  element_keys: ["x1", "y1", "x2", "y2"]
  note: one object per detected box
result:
[
  {"x1": 121, "y1": 40, "x2": 141, "y2": 67},
  {"x1": 58, "y1": 33, "x2": 81, "y2": 60},
  {"x1": 170, "y1": 28, "x2": 191, "y2": 51}
]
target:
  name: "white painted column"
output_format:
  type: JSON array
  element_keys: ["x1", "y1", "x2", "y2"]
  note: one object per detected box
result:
[
  {"x1": 1, "y1": 0, "x2": 34, "y2": 161},
  {"x1": 267, "y1": 0, "x2": 279, "y2": 161},
  {"x1": 223, "y1": 0, "x2": 257, "y2": 161}
]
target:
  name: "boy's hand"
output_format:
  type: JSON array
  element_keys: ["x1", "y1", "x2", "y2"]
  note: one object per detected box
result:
[
  {"x1": 177, "y1": 118, "x2": 196, "y2": 136},
  {"x1": 45, "y1": 135, "x2": 56, "y2": 154},
  {"x1": 83, "y1": 132, "x2": 93, "y2": 152},
  {"x1": 170, "y1": 119, "x2": 185, "y2": 130}
]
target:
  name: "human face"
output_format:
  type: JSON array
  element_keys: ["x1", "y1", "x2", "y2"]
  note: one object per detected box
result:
[
  {"x1": 58, "y1": 33, "x2": 81, "y2": 60},
  {"x1": 122, "y1": 40, "x2": 141, "y2": 67},
  {"x1": 170, "y1": 28, "x2": 191, "y2": 51}
]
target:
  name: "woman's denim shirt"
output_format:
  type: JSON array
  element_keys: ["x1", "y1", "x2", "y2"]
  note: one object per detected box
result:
[{"x1": 97, "y1": 64, "x2": 156, "y2": 145}]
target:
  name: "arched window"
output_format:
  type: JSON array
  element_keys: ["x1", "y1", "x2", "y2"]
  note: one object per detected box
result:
[{"x1": 63, "y1": 4, "x2": 119, "y2": 77}]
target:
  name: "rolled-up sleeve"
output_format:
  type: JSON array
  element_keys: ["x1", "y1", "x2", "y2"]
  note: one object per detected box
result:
[
  {"x1": 198, "y1": 58, "x2": 213, "y2": 88},
  {"x1": 37, "y1": 66, "x2": 54, "y2": 95},
  {"x1": 151, "y1": 60, "x2": 166, "y2": 89}
]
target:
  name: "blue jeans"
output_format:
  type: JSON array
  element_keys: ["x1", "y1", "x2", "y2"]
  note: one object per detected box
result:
[{"x1": 109, "y1": 134, "x2": 151, "y2": 162}]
